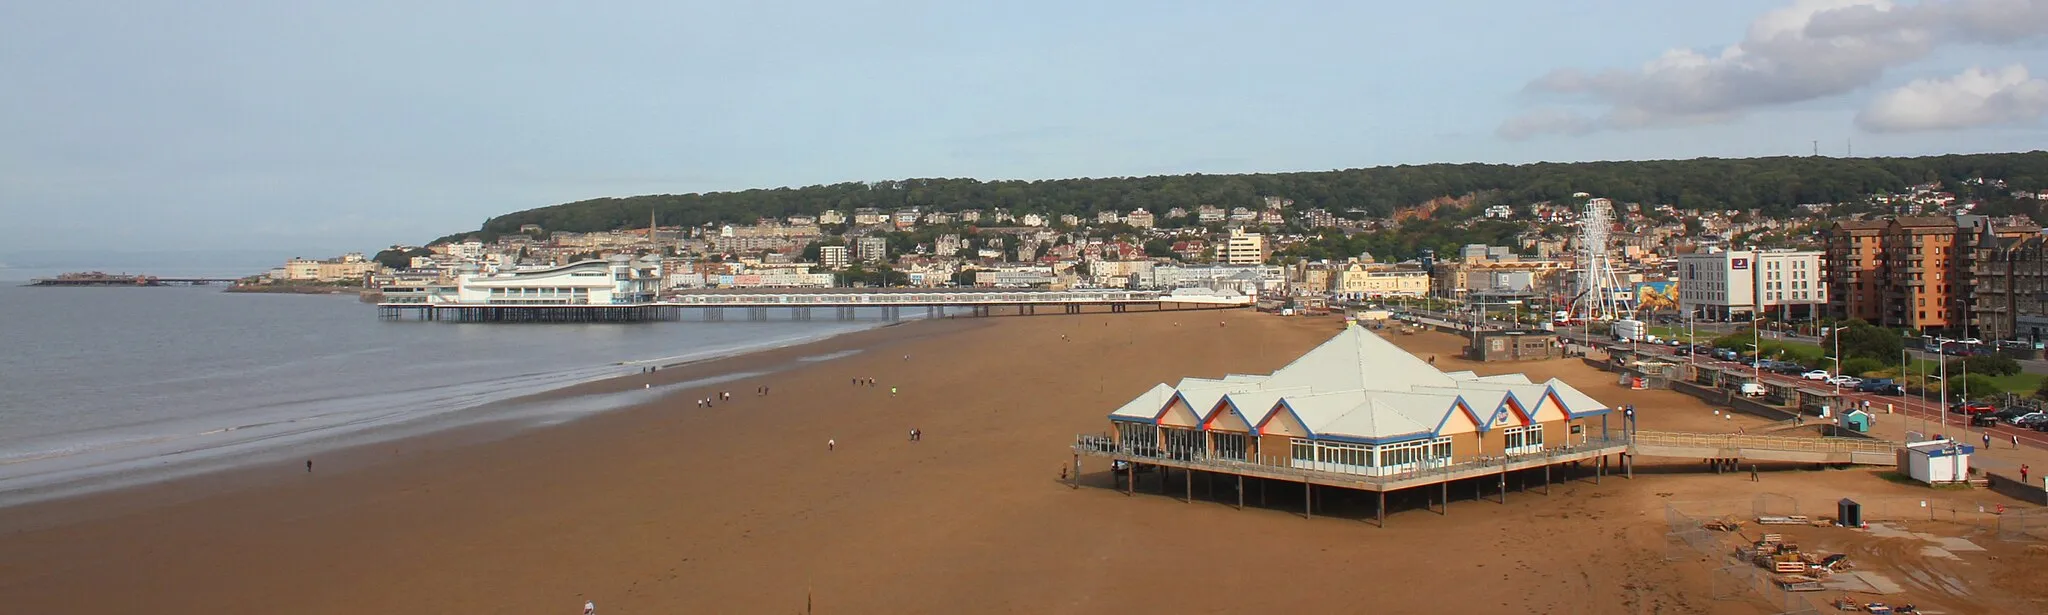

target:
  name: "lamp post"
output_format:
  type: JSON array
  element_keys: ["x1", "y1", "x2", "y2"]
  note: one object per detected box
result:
[{"x1": 1825, "y1": 324, "x2": 1849, "y2": 394}]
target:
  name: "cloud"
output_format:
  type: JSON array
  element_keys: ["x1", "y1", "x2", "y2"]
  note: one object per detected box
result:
[
  {"x1": 1500, "y1": 0, "x2": 2048, "y2": 138},
  {"x1": 1857, "y1": 65, "x2": 2048, "y2": 131},
  {"x1": 1497, "y1": 108, "x2": 1598, "y2": 140}
]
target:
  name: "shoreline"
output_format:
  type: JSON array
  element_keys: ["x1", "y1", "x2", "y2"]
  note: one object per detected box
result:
[{"x1": 0, "y1": 314, "x2": 953, "y2": 513}]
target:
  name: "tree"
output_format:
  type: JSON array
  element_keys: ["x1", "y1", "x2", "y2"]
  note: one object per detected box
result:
[
  {"x1": 1821, "y1": 320, "x2": 1904, "y2": 363},
  {"x1": 429, "y1": 152, "x2": 2048, "y2": 243},
  {"x1": 372, "y1": 247, "x2": 433, "y2": 270},
  {"x1": 1963, "y1": 354, "x2": 2022, "y2": 377}
]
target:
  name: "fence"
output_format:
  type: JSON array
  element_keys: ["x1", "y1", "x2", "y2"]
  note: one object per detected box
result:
[
  {"x1": 1997, "y1": 506, "x2": 2048, "y2": 541},
  {"x1": 1662, "y1": 503, "x2": 1818, "y2": 615}
]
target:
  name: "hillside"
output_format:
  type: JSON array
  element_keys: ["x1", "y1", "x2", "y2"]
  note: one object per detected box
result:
[{"x1": 437, "y1": 152, "x2": 2048, "y2": 243}]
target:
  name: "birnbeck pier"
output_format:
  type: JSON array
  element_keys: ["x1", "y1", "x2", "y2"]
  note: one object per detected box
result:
[{"x1": 376, "y1": 288, "x2": 1252, "y2": 322}]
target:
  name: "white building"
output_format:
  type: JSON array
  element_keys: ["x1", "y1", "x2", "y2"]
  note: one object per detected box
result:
[
  {"x1": 820, "y1": 245, "x2": 848, "y2": 269},
  {"x1": 855, "y1": 236, "x2": 888, "y2": 263},
  {"x1": 1676, "y1": 248, "x2": 1826, "y2": 320},
  {"x1": 1220, "y1": 228, "x2": 1268, "y2": 265},
  {"x1": 394, "y1": 255, "x2": 664, "y2": 305},
  {"x1": 1900, "y1": 438, "x2": 1973, "y2": 484}
]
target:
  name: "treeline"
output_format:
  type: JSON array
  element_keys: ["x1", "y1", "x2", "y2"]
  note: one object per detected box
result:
[{"x1": 437, "y1": 152, "x2": 2048, "y2": 244}]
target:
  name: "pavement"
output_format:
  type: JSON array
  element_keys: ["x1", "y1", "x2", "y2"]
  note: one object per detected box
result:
[{"x1": 1625, "y1": 343, "x2": 2048, "y2": 481}]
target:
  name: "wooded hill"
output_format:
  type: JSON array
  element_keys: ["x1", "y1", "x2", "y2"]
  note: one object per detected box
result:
[{"x1": 436, "y1": 152, "x2": 2048, "y2": 244}]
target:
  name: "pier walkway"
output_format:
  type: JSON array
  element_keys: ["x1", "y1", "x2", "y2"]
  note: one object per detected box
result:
[
  {"x1": 378, "y1": 289, "x2": 1251, "y2": 322},
  {"x1": 1626, "y1": 430, "x2": 1897, "y2": 466}
]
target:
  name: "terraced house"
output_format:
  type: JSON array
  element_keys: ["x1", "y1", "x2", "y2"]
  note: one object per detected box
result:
[{"x1": 1081, "y1": 324, "x2": 1627, "y2": 524}]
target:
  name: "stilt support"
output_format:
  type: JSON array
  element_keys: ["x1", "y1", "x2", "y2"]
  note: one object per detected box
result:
[
  {"x1": 1236, "y1": 475, "x2": 1244, "y2": 510},
  {"x1": 1304, "y1": 482, "x2": 1312, "y2": 520},
  {"x1": 1377, "y1": 491, "x2": 1386, "y2": 528}
]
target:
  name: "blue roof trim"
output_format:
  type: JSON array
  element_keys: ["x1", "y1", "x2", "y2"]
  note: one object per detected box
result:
[
  {"x1": 1433, "y1": 398, "x2": 1484, "y2": 437},
  {"x1": 1265, "y1": 399, "x2": 1318, "y2": 439},
  {"x1": 1314, "y1": 431, "x2": 1436, "y2": 446},
  {"x1": 1204, "y1": 396, "x2": 1264, "y2": 436}
]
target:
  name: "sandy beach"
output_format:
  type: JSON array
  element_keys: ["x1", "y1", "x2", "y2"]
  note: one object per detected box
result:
[{"x1": 3, "y1": 311, "x2": 2045, "y2": 614}]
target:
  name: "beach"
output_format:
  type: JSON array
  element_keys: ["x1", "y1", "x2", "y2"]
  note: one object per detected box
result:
[{"x1": 4, "y1": 311, "x2": 2043, "y2": 614}]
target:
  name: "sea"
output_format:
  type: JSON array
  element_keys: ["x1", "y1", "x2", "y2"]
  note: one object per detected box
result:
[{"x1": 0, "y1": 282, "x2": 888, "y2": 506}]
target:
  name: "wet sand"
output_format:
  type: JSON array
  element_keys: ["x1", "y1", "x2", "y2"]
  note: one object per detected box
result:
[{"x1": 2, "y1": 313, "x2": 2038, "y2": 614}]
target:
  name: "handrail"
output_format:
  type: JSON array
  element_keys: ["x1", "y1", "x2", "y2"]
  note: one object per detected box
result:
[
  {"x1": 1073, "y1": 432, "x2": 1629, "y2": 486},
  {"x1": 1629, "y1": 430, "x2": 1896, "y2": 454}
]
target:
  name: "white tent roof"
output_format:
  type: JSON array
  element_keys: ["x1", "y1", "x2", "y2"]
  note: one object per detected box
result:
[
  {"x1": 1262, "y1": 325, "x2": 1456, "y2": 393},
  {"x1": 1110, "y1": 383, "x2": 1177, "y2": 421},
  {"x1": 1105, "y1": 324, "x2": 1612, "y2": 437}
]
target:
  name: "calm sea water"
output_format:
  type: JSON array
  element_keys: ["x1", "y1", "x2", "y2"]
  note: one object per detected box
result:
[{"x1": 0, "y1": 285, "x2": 883, "y2": 504}]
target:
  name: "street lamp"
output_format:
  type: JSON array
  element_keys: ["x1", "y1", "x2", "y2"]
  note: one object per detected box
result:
[{"x1": 1825, "y1": 324, "x2": 1849, "y2": 394}]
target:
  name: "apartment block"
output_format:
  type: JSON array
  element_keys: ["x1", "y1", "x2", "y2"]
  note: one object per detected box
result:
[{"x1": 1220, "y1": 228, "x2": 1268, "y2": 265}]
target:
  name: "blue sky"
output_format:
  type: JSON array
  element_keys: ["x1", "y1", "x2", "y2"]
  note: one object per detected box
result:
[{"x1": 2, "y1": 0, "x2": 2045, "y2": 262}]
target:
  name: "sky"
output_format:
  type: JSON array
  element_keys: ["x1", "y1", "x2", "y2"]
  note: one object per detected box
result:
[{"x1": 2, "y1": 0, "x2": 2046, "y2": 265}]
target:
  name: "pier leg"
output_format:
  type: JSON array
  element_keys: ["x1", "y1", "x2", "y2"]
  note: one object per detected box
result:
[
  {"x1": 1259, "y1": 479, "x2": 1266, "y2": 507},
  {"x1": 1304, "y1": 482, "x2": 1312, "y2": 520},
  {"x1": 1442, "y1": 482, "x2": 1449, "y2": 516},
  {"x1": 1071, "y1": 454, "x2": 1079, "y2": 490},
  {"x1": 1236, "y1": 475, "x2": 1244, "y2": 510},
  {"x1": 1185, "y1": 469, "x2": 1192, "y2": 503},
  {"x1": 1377, "y1": 492, "x2": 1386, "y2": 528},
  {"x1": 1596, "y1": 455, "x2": 1604, "y2": 484},
  {"x1": 1125, "y1": 462, "x2": 1134, "y2": 496},
  {"x1": 1626, "y1": 454, "x2": 1633, "y2": 479},
  {"x1": 1545, "y1": 464, "x2": 1552, "y2": 495},
  {"x1": 1498, "y1": 472, "x2": 1507, "y2": 504}
]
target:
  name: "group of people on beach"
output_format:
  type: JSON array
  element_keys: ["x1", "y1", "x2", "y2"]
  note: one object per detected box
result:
[
  {"x1": 852, "y1": 377, "x2": 878, "y2": 387},
  {"x1": 695, "y1": 391, "x2": 738, "y2": 408}
]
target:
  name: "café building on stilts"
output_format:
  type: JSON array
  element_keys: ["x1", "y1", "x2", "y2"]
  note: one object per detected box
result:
[{"x1": 1073, "y1": 324, "x2": 1627, "y2": 525}]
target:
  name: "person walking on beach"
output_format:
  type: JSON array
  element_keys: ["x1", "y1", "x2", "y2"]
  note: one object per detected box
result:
[
  {"x1": 1985, "y1": 433, "x2": 1992, "y2": 450},
  {"x1": 2015, "y1": 434, "x2": 2022, "y2": 449},
  {"x1": 305, "y1": 459, "x2": 313, "y2": 473},
  {"x1": 2023, "y1": 464, "x2": 2031, "y2": 484},
  {"x1": 828, "y1": 439, "x2": 836, "y2": 451},
  {"x1": 909, "y1": 428, "x2": 917, "y2": 442},
  {"x1": 890, "y1": 386, "x2": 898, "y2": 397},
  {"x1": 584, "y1": 600, "x2": 596, "y2": 614}
]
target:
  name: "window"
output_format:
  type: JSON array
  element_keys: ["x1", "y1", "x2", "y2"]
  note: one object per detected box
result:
[{"x1": 1504, "y1": 425, "x2": 1545, "y2": 455}]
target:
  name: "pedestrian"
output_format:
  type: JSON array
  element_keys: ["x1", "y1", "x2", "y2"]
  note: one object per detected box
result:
[
  {"x1": 1750, "y1": 464, "x2": 1759, "y2": 482},
  {"x1": 909, "y1": 428, "x2": 916, "y2": 442},
  {"x1": 2023, "y1": 464, "x2": 2031, "y2": 484},
  {"x1": 914, "y1": 428, "x2": 922, "y2": 441},
  {"x1": 1985, "y1": 433, "x2": 1993, "y2": 449},
  {"x1": 891, "y1": 386, "x2": 898, "y2": 397},
  {"x1": 305, "y1": 459, "x2": 313, "y2": 473},
  {"x1": 828, "y1": 439, "x2": 836, "y2": 451},
  {"x1": 585, "y1": 599, "x2": 596, "y2": 615},
  {"x1": 2015, "y1": 434, "x2": 2021, "y2": 449},
  {"x1": 697, "y1": 399, "x2": 704, "y2": 408}
]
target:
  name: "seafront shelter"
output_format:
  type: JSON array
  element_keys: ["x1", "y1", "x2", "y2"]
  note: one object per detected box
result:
[{"x1": 1078, "y1": 324, "x2": 1627, "y2": 525}]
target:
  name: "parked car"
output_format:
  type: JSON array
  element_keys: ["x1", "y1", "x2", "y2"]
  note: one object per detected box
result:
[
  {"x1": 1856, "y1": 379, "x2": 1904, "y2": 395},
  {"x1": 1738, "y1": 382, "x2": 1768, "y2": 397},
  {"x1": 1949, "y1": 401, "x2": 1997, "y2": 415},
  {"x1": 1667, "y1": 338, "x2": 1684, "y2": 347},
  {"x1": 1714, "y1": 348, "x2": 1741, "y2": 361},
  {"x1": 1962, "y1": 337, "x2": 1983, "y2": 345},
  {"x1": 2005, "y1": 411, "x2": 2045, "y2": 426},
  {"x1": 1827, "y1": 375, "x2": 1863, "y2": 387},
  {"x1": 1972, "y1": 414, "x2": 2003, "y2": 427},
  {"x1": 1801, "y1": 370, "x2": 1832, "y2": 381}
]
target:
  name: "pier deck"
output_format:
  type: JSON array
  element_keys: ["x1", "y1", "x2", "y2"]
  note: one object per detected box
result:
[{"x1": 378, "y1": 289, "x2": 1250, "y2": 322}]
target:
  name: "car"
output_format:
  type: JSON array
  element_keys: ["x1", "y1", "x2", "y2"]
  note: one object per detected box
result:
[
  {"x1": 1801, "y1": 370, "x2": 1832, "y2": 381},
  {"x1": 1973, "y1": 414, "x2": 2003, "y2": 427},
  {"x1": 1856, "y1": 379, "x2": 1904, "y2": 395},
  {"x1": 1949, "y1": 401, "x2": 1997, "y2": 415},
  {"x1": 1667, "y1": 339, "x2": 1684, "y2": 347},
  {"x1": 2006, "y1": 411, "x2": 2045, "y2": 426},
  {"x1": 1738, "y1": 382, "x2": 1768, "y2": 397},
  {"x1": 1962, "y1": 337, "x2": 1983, "y2": 345},
  {"x1": 1827, "y1": 375, "x2": 1863, "y2": 387}
]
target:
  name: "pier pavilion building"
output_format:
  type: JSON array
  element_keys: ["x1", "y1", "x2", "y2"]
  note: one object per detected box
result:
[
  {"x1": 385, "y1": 254, "x2": 663, "y2": 306},
  {"x1": 1081, "y1": 324, "x2": 1624, "y2": 523}
]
